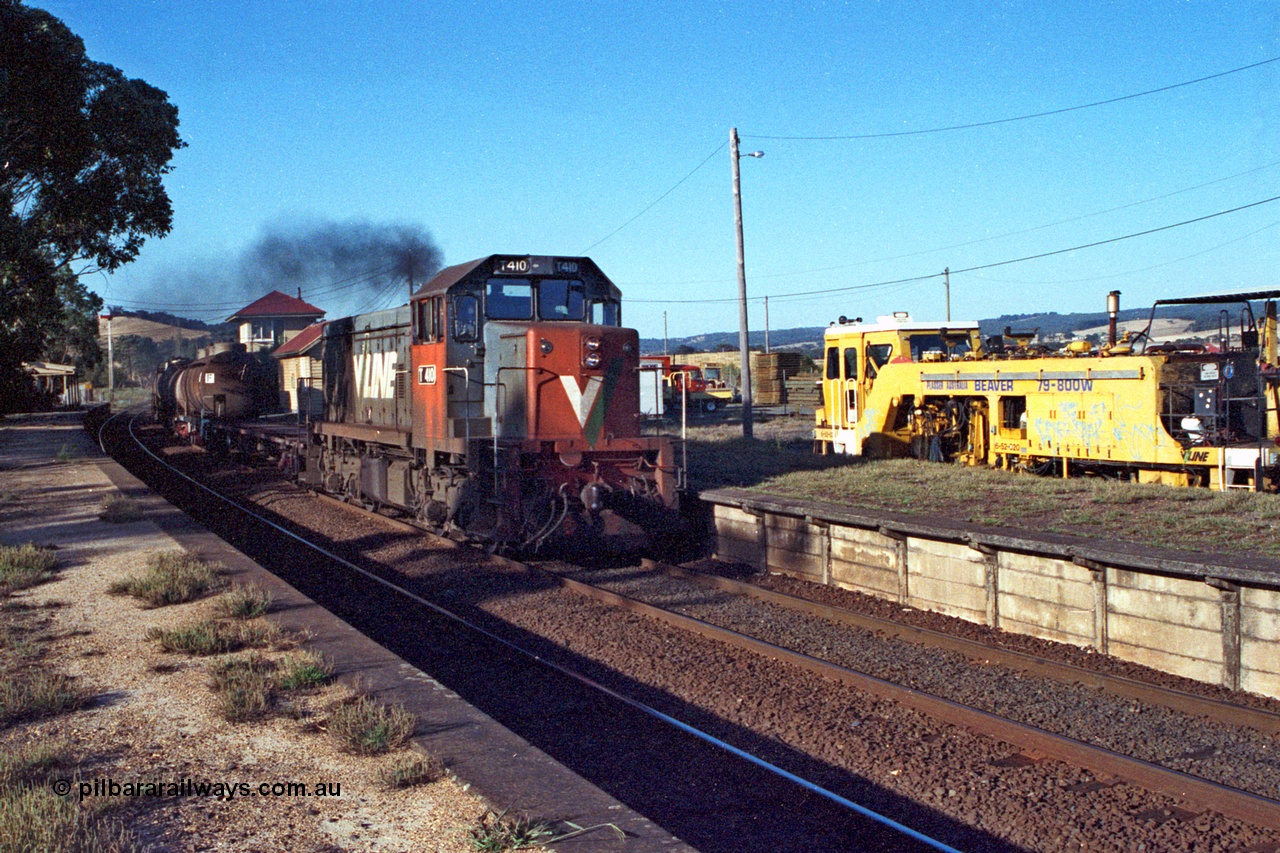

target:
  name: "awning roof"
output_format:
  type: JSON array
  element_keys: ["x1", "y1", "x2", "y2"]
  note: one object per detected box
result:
[{"x1": 1154, "y1": 290, "x2": 1280, "y2": 306}]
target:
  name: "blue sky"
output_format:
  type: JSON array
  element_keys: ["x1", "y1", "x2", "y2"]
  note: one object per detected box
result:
[{"x1": 46, "y1": 1, "x2": 1280, "y2": 338}]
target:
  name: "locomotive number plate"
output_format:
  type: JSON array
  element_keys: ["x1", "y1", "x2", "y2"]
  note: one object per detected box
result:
[
  {"x1": 418, "y1": 365, "x2": 437, "y2": 385},
  {"x1": 492, "y1": 256, "x2": 581, "y2": 276}
]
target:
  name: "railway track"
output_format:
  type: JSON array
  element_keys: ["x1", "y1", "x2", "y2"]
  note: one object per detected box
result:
[
  {"x1": 98, "y1": 410, "x2": 960, "y2": 853},
  {"x1": 98, "y1": 409, "x2": 1280, "y2": 852},
  {"x1": 537, "y1": 559, "x2": 1280, "y2": 831}
]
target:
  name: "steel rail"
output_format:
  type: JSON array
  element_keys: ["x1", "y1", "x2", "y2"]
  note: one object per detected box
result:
[
  {"x1": 110, "y1": 414, "x2": 963, "y2": 853},
  {"x1": 541, "y1": 565, "x2": 1280, "y2": 833},
  {"x1": 635, "y1": 558, "x2": 1280, "y2": 737}
]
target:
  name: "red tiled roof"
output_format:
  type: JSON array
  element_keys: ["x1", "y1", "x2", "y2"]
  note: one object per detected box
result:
[
  {"x1": 271, "y1": 322, "x2": 325, "y2": 358},
  {"x1": 228, "y1": 291, "x2": 325, "y2": 321}
]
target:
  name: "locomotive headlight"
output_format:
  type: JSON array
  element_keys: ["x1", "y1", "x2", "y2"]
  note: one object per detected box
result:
[
  {"x1": 584, "y1": 336, "x2": 602, "y2": 352},
  {"x1": 584, "y1": 351, "x2": 603, "y2": 369},
  {"x1": 540, "y1": 338, "x2": 554, "y2": 355}
]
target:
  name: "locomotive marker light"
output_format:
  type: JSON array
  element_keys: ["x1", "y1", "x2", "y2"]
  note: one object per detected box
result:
[{"x1": 730, "y1": 127, "x2": 764, "y2": 439}]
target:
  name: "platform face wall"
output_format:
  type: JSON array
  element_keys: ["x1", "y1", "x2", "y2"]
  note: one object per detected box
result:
[
  {"x1": 1242, "y1": 586, "x2": 1280, "y2": 697},
  {"x1": 905, "y1": 538, "x2": 987, "y2": 622},
  {"x1": 997, "y1": 552, "x2": 1097, "y2": 647},
  {"x1": 1106, "y1": 569, "x2": 1223, "y2": 685},
  {"x1": 829, "y1": 526, "x2": 900, "y2": 598},
  {"x1": 708, "y1": 499, "x2": 1280, "y2": 701}
]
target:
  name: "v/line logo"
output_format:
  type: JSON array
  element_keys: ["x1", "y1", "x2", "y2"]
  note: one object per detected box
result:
[
  {"x1": 559, "y1": 375, "x2": 604, "y2": 428},
  {"x1": 353, "y1": 351, "x2": 398, "y2": 399}
]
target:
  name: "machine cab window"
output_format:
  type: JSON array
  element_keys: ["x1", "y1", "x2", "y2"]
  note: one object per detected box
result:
[
  {"x1": 538, "y1": 279, "x2": 585, "y2": 320},
  {"x1": 866, "y1": 343, "x2": 893, "y2": 379},
  {"x1": 908, "y1": 333, "x2": 972, "y2": 362},
  {"x1": 485, "y1": 278, "x2": 533, "y2": 320},
  {"x1": 825, "y1": 346, "x2": 841, "y2": 379}
]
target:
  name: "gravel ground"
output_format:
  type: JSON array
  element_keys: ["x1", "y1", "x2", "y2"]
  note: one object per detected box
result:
[
  {"x1": 172, "y1": 450, "x2": 1280, "y2": 853},
  {"x1": 0, "y1": 415, "x2": 491, "y2": 852},
  {"x1": 125, "y1": 425, "x2": 945, "y2": 852},
  {"x1": 561, "y1": 562, "x2": 1280, "y2": 800}
]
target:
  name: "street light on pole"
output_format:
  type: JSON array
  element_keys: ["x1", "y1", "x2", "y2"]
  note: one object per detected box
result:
[{"x1": 730, "y1": 127, "x2": 763, "y2": 439}]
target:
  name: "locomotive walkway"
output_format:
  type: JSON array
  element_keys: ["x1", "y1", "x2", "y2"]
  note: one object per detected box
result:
[{"x1": 0, "y1": 411, "x2": 689, "y2": 851}]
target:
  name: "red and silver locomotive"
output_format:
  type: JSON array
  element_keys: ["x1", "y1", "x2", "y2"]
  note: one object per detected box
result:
[{"x1": 297, "y1": 255, "x2": 681, "y2": 550}]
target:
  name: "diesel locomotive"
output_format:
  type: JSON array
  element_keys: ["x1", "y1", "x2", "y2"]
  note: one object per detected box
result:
[
  {"x1": 815, "y1": 290, "x2": 1280, "y2": 491},
  {"x1": 291, "y1": 254, "x2": 681, "y2": 550}
]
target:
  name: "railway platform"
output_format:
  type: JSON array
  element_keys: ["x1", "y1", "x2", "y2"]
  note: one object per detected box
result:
[
  {"x1": 703, "y1": 485, "x2": 1280, "y2": 701},
  {"x1": 0, "y1": 411, "x2": 691, "y2": 851}
]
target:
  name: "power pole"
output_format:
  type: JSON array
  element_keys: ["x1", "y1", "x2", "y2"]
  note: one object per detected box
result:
[
  {"x1": 663, "y1": 311, "x2": 668, "y2": 355},
  {"x1": 99, "y1": 313, "x2": 114, "y2": 402},
  {"x1": 731, "y1": 127, "x2": 754, "y2": 439},
  {"x1": 944, "y1": 267, "x2": 951, "y2": 322}
]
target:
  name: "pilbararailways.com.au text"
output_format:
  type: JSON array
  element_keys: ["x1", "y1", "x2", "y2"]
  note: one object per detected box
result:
[{"x1": 55, "y1": 777, "x2": 342, "y2": 801}]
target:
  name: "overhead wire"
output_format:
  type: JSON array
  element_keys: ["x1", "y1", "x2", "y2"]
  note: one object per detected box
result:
[
  {"x1": 579, "y1": 140, "x2": 729, "y2": 254},
  {"x1": 618, "y1": 159, "x2": 1280, "y2": 289},
  {"x1": 628, "y1": 194, "x2": 1280, "y2": 306},
  {"x1": 747, "y1": 56, "x2": 1280, "y2": 141},
  {"x1": 975, "y1": 220, "x2": 1280, "y2": 286}
]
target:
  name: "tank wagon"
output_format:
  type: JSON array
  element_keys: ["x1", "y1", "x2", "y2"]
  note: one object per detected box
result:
[
  {"x1": 814, "y1": 290, "x2": 1280, "y2": 490},
  {"x1": 152, "y1": 343, "x2": 276, "y2": 440},
  {"x1": 294, "y1": 254, "x2": 681, "y2": 550}
]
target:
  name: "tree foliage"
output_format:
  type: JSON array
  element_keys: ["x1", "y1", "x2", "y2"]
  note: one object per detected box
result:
[{"x1": 0, "y1": 0, "x2": 183, "y2": 410}]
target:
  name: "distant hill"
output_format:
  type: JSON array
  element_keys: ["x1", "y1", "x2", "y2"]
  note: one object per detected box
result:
[
  {"x1": 97, "y1": 311, "x2": 235, "y2": 345},
  {"x1": 641, "y1": 303, "x2": 1256, "y2": 357}
]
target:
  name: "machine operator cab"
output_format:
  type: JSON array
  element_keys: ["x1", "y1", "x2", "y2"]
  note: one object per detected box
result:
[{"x1": 816, "y1": 312, "x2": 982, "y2": 456}]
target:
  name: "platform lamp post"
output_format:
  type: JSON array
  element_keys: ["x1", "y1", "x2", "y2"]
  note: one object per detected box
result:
[
  {"x1": 730, "y1": 127, "x2": 764, "y2": 439},
  {"x1": 99, "y1": 313, "x2": 114, "y2": 402}
]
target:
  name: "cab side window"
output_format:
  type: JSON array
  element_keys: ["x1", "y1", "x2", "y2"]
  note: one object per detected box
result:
[
  {"x1": 866, "y1": 343, "x2": 892, "y2": 379},
  {"x1": 589, "y1": 300, "x2": 620, "y2": 326},
  {"x1": 825, "y1": 347, "x2": 840, "y2": 379},
  {"x1": 453, "y1": 294, "x2": 479, "y2": 342},
  {"x1": 415, "y1": 296, "x2": 442, "y2": 343},
  {"x1": 843, "y1": 348, "x2": 858, "y2": 380}
]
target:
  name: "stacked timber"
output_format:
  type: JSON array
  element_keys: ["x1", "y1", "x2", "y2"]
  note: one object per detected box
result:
[
  {"x1": 672, "y1": 350, "x2": 812, "y2": 405},
  {"x1": 750, "y1": 352, "x2": 807, "y2": 404},
  {"x1": 784, "y1": 373, "x2": 822, "y2": 410}
]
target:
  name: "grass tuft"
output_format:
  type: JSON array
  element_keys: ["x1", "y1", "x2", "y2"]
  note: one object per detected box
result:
[
  {"x1": 108, "y1": 551, "x2": 223, "y2": 607},
  {"x1": 467, "y1": 809, "x2": 556, "y2": 851},
  {"x1": 327, "y1": 696, "x2": 415, "y2": 755},
  {"x1": 98, "y1": 496, "x2": 144, "y2": 524},
  {"x1": 0, "y1": 544, "x2": 58, "y2": 593},
  {"x1": 379, "y1": 752, "x2": 446, "y2": 790},
  {"x1": 0, "y1": 783, "x2": 140, "y2": 853},
  {"x1": 276, "y1": 650, "x2": 330, "y2": 690},
  {"x1": 214, "y1": 583, "x2": 272, "y2": 619},
  {"x1": 53, "y1": 444, "x2": 75, "y2": 464},
  {"x1": 0, "y1": 670, "x2": 89, "y2": 727},
  {"x1": 210, "y1": 655, "x2": 276, "y2": 722},
  {"x1": 145, "y1": 618, "x2": 281, "y2": 656},
  {"x1": 0, "y1": 742, "x2": 66, "y2": 789}
]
